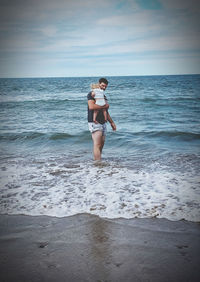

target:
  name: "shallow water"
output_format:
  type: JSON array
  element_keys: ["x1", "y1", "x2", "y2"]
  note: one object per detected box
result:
[{"x1": 0, "y1": 75, "x2": 200, "y2": 221}]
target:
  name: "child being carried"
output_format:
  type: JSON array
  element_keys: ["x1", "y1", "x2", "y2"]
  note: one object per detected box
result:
[{"x1": 90, "y1": 83, "x2": 107, "y2": 123}]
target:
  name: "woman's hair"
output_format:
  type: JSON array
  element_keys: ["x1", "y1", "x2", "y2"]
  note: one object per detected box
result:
[{"x1": 90, "y1": 83, "x2": 99, "y2": 89}]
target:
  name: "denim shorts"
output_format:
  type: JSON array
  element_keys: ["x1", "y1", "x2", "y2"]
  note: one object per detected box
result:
[{"x1": 88, "y1": 122, "x2": 107, "y2": 136}]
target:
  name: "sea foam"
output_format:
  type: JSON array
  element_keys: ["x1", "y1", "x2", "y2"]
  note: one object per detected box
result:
[{"x1": 0, "y1": 156, "x2": 199, "y2": 222}]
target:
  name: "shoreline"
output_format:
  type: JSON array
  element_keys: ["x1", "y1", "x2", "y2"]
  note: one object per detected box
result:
[{"x1": 0, "y1": 213, "x2": 200, "y2": 282}]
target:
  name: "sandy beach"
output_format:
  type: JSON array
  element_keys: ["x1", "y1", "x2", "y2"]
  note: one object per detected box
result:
[{"x1": 0, "y1": 213, "x2": 199, "y2": 282}]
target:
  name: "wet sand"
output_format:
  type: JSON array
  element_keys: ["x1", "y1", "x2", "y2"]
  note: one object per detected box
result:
[{"x1": 0, "y1": 213, "x2": 200, "y2": 282}]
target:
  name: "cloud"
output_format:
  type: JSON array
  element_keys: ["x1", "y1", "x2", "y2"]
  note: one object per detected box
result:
[
  {"x1": 0, "y1": 0, "x2": 200, "y2": 77},
  {"x1": 136, "y1": 0, "x2": 162, "y2": 10},
  {"x1": 159, "y1": 0, "x2": 200, "y2": 10},
  {"x1": 39, "y1": 26, "x2": 58, "y2": 37}
]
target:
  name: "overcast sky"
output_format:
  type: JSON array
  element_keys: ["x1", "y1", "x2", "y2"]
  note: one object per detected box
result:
[{"x1": 0, "y1": 0, "x2": 200, "y2": 78}]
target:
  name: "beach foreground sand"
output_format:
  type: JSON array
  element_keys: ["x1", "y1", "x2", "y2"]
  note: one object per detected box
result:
[{"x1": 0, "y1": 214, "x2": 199, "y2": 282}]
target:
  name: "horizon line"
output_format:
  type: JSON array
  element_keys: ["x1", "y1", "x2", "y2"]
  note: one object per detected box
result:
[{"x1": 0, "y1": 73, "x2": 200, "y2": 79}]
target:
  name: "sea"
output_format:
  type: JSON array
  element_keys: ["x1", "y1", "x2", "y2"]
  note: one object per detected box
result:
[{"x1": 0, "y1": 75, "x2": 200, "y2": 222}]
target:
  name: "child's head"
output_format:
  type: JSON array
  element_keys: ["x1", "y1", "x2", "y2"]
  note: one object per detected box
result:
[{"x1": 90, "y1": 83, "x2": 100, "y2": 90}]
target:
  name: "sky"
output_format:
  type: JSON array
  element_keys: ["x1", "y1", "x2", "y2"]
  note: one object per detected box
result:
[{"x1": 0, "y1": 0, "x2": 200, "y2": 78}]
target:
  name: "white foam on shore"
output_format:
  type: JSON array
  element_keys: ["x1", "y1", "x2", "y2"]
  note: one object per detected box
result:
[{"x1": 0, "y1": 157, "x2": 199, "y2": 222}]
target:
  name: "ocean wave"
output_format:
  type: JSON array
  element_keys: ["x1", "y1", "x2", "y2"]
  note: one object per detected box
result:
[
  {"x1": 49, "y1": 133, "x2": 73, "y2": 140},
  {"x1": 0, "y1": 132, "x2": 46, "y2": 141},
  {"x1": 1, "y1": 130, "x2": 199, "y2": 145},
  {"x1": 0, "y1": 98, "x2": 71, "y2": 104},
  {"x1": 0, "y1": 156, "x2": 199, "y2": 221},
  {"x1": 0, "y1": 131, "x2": 90, "y2": 142},
  {"x1": 135, "y1": 97, "x2": 200, "y2": 105},
  {"x1": 137, "y1": 97, "x2": 157, "y2": 102},
  {"x1": 147, "y1": 130, "x2": 200, "y2": 140},
  {"x1": 111, "y1": 130, "x2": 200, "y2": 140}
]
